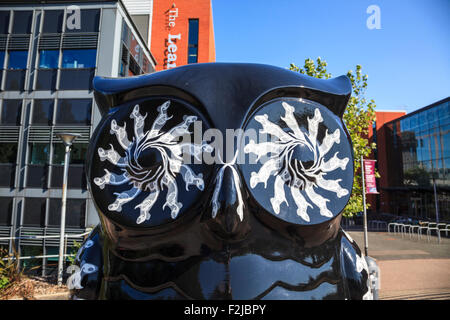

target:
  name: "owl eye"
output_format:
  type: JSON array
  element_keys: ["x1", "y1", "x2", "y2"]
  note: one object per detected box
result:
[
  {"x1": 240, "y1": 97, "x2": 353, "y2": 225},
  {"x1": 89, "y1": 98, "x2": 213, "y2": 227}
]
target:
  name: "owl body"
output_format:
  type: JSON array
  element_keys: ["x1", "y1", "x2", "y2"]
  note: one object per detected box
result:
[{"x1": 69, "y1": 63, "x2": 373, "y2": 300}]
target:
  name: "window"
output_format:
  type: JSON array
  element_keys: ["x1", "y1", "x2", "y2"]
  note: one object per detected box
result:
[
  {"x1": 23, "y1": 198, "x2": 46, "y2": 227},
  {"x1": 52, "y1": 143, "x2": 88, "y2": 165},
  {"x1": 0, "y1": 197, "x2": 13, "y2": 226},
  {"x1": 438, "y1": 102, "x2": 450, "y2": 122},
  {"x1": 129, "y1": 36, "x2": 141, "y2": 65},
  {"x1": 0, "y1": 51, "x2": 5, "y2": 69},
  {"x1": 55, "y1": 99, "x2": 92, "y2": 125},
  {"x1": 27, "y1": 143, "x2": 49, "y2": 188},
  {"x1": 441, "y1": 124, "x2": 450, "y2": 159},
  {"x1": 187, "y1": 19, "x2": 199, "y2": 64},
  {"x1": 48, "y1": 198, "x2": 86, "y2": 228},
  {"x1": 59, "y1": 68, "x2": 95, "y2": 90},
  {"x1": 36, "y1": 69, "x2": 58, "y2": 91},
  {"x1": 142, "y1": 56, "x2": 151, "y2": 74},
  {"x1": 0, "y1": 143, "x2": 17, "y2": 164},
  {"x1": 0, "y1": 143, "x2": 17, "y2": 187},
  {"x1": 39, "y1": 50, "x2": 59, "y2": 69},
  {"x1": 8, "y1": 51, "x2": 28, "y2": 69},
  {"x1": 62, "y1": 49, "x2": 96, "y2": 68},
  {"x1": 32, "y1": 99, "x2": 54, "y2": 125},
  {"x1": 0, "y1": 11, "x2": 10, "y2": 34},
  {"x1": 128, "y1": 56, "x2": 140, "y2": 75},
  {"x1": 119, "y1": 61, "x2": 127, "y2": 77},
  {"x1": 42, "y1": 10, "x2": 64, "y2": 33},
  {"x1": 70, "y1": 144, "x2": 88, "y2": 164},
  {"x1": 28, "y1": 143, "x2": 49, "y2": 165},
  {"x1": 122, "y1": 22, "x2": 130, "y2": 47},
  {"x1": 51, "y1": 143, "x2": 88, "y2": 189},
  {"x1": 1, "y1": 100, "x2": 22, "y2": 125},
  {"x1": 12, "y1": 11, "x2": 33, "y2": 34},
  {"x1": 20, "y1": 246, "x2": 43, "y2": 269}
]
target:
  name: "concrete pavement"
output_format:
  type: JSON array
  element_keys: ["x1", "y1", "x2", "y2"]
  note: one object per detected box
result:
[{"x1": 347, "y1": 230, "x2": 450, "y2": 300}]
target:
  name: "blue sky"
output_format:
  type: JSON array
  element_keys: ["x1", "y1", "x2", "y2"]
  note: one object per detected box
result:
[{"x1": 211, "y1": 0, "x2": 450, "y2": 113}]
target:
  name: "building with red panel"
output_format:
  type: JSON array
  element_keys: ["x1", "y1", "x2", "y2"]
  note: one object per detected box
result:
[
  {"x1": 150, "y1": 0, "x2": 215, "y2": 70},
  {"x1": 367, "y1": 110, "x2": 407, "y2": 213},
  {"x1": 368, "y1": 97, "x2": 450, "y2": 222}
]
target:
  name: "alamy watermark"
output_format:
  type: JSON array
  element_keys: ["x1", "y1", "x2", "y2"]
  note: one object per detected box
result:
[
  {"x1": 66, "y1": 5, "x2": 81, "y2": 30},
  {"x1": 366, "y1": 5, "x2": 381, "y2": 30}
]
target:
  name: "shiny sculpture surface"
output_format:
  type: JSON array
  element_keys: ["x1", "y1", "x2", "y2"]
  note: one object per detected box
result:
[{"x1": 68, "y1": 63, "x2": 373, "y2": 300}]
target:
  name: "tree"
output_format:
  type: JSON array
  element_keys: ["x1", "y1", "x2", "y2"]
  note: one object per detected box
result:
[{"x1": 289, "y1": 58, "x2": 377, "y2": 217}]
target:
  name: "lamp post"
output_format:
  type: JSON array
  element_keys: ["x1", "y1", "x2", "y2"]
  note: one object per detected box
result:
[
  {"x1": 56, "y1": 133, "x2": 81, "y2": 287},
  {"x1": 361, "y1": 155, "x2": 369, "y2": 257}
]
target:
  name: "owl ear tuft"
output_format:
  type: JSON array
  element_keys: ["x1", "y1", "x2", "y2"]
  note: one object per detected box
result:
[
  {"x1": 93, "y1": 76, "x2": 119, "y2": 116},
  {"x1": 324, "y1": 75, "x2": 352, "y2": 118}
]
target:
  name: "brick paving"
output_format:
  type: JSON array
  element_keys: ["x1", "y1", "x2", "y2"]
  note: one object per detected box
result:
[{"x1": 347, "y1": 230, "x2": 450, "y2": 300}]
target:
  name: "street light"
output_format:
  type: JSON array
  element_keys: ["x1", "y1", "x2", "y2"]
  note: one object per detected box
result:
[{"x1": 56, "y1": 132, "x2": 81, "y2": 287}]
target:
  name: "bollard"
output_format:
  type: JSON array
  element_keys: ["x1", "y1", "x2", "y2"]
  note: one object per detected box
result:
[{"x1": 365, "y1": 256, "x2": 380, "y2": 300}]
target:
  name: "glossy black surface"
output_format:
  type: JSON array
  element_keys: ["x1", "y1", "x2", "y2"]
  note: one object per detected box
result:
[{"x1": 69, "y1": 63, "x2": 372, "y2": 300}]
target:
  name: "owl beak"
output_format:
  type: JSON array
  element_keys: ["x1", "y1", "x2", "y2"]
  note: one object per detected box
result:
[{"x1": 204, "y1": 166, "x2": 250, "y2": 240}]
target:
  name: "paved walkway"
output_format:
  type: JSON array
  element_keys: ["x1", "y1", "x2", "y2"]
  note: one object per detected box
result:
[{"x1": 347, "y1": 230, "x2": 450, "y2": 300}]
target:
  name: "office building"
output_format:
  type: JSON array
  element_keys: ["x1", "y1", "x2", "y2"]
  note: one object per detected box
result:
[
  {"x1": 369, "y1": 97, "x2": 450, "y2": 222},
  {"x1": 0, "y1": 0, "x2": 156, "y2": 273}
]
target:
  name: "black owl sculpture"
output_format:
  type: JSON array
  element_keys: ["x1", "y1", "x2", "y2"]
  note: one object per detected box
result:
[{"x1": 68, "y1": 63, "x2": 374, "y2": 300}]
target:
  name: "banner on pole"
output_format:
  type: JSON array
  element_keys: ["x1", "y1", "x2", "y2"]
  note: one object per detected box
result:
[{"x1": 363, "y1": 160, "x2": 378, "y2": 194}]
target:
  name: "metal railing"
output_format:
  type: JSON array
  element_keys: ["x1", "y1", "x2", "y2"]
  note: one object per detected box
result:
[
  {"x1": 0, "y1": 231, "x2": 91, "y2": 261},
  {"x1": 386, "y1": 220, "x2": 450, "y2": 244}
]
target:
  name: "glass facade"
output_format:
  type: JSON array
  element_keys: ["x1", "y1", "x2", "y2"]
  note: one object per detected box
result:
[{"x1": 383, "y1": 98, "x2": 450, "y2": 221}]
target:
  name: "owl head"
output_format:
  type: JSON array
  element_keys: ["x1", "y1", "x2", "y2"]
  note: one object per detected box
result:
[{"x1": 88, "y1": 63, "x2": 353, "y2": 247}]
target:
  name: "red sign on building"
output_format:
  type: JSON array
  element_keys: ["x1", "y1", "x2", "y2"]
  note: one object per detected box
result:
[
  {"x1": 151, "y1": 0, "x2": 216, "y2": 71},
  {"x1": 364, "y1": 160, "x2": 378, "y2": 194}
]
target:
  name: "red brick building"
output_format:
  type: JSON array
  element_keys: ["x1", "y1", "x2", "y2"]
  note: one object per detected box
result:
[
  {"x1": 367, "y1": 110, "x2": 407, "y2": 213},
  {"x1": 150, "y1": 0, "x2": 215, "y2": 70}
]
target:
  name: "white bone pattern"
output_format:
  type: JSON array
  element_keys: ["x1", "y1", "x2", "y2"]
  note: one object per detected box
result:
[
  {"x1": 93, "y1": 101, "x2": 212, "y2": 224},
  {"x1": 244, "y1": 102, "x2": 349, "y2": 222}
]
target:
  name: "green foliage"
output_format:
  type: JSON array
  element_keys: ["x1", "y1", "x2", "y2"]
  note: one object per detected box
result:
[
  {"x1": 290, "y1": 58, "x2": 377, "y2": 217},
  {"x1": 0, "y1": 276, "x2": 9, "y2": 289},
  {"x1": 0, "y1": 246, "x2": 22, "y2": 292},
  {"x1": 67, "y1": 241, "x2": 82, "y2": 266}
]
